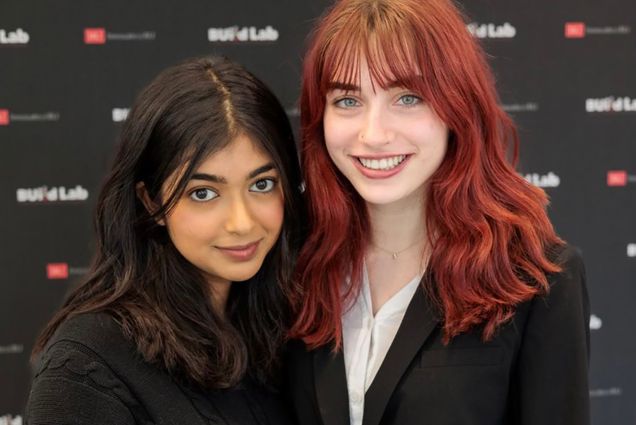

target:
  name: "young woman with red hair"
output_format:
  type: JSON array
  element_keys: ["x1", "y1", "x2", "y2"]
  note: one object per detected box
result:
[{"x1": 286, "y1": 0, "x2": 590, "y2": 424}]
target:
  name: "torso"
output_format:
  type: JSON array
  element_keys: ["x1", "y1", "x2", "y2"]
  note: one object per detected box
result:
[
  {"x1": 286, "y1": 244, "x2": 590, "y2": 425},
  {"x1": 342, "y1": 265, "x2": 422, "y2": 425},
  {"x1": 26, "y1": 313, "x2": 294, "y2": 425}
]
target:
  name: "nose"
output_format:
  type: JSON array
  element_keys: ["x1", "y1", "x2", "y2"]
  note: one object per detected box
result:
[
  {"x1": 224, "y1": 195, "x2": 255, "y2": 235},
  {"x1": 359, "y1": 104, "x2": 393, "y2": 146}
]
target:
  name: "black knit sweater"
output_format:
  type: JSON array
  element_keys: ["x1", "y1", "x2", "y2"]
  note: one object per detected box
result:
[{"x1": 25, "y1": 313, "x2": 294, "y2": 425}]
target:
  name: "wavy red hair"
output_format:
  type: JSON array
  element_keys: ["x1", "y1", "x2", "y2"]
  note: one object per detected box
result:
[{"x1": 289, "y1": 0, "x2": 564, "y2": 348}]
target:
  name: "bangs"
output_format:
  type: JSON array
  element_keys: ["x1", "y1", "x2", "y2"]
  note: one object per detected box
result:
[{"x1": 319, "y1": 2, "x2": 429, "y2": 94}]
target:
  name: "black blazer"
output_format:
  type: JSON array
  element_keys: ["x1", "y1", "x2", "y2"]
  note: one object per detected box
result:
[
  {"x1": 26, "y1": 313, "x2": 294, "y2": 425},
  {"x1": 286, "y1": 245, "x2": 590, "y2": 425}
]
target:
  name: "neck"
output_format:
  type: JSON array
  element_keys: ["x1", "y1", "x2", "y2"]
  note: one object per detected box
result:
[
  {"x1": 364, "y1": 193, "x2": 429, "y2": 315},
  {"x1": 207, "y1": 278, "x2": 232, "y2": 319},
  {"x1": 366, "y1": 192, "x2": 427, "y2": 252}
]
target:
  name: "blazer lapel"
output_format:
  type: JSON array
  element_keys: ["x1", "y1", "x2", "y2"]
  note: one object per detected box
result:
[
  {"x1": 362, "y1": 283, "x2": 439, "y2": 425},
  {"x1": 313, "y1": 343, "x2": 351, "y2": 425}
]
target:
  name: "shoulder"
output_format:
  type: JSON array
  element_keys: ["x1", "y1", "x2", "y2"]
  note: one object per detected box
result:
[
  {"x1": 550, "y1": 243, "x2": 585, "y2": 279},
  {"x1": 508, "y1": 244, "x2": 591, "y2": 424},
  {"x1": 518, "y1": 243, "x2": 590, "y2": 335},
  {"x1": 27, "y1": 313, "x2": 143, "y2": 424},
  {"x1": 512, "y1": 243, "x2": 589, "y2": 337},
  {"x1": 48, "y1": 311, "x2": 128, "y2": 348},
  {"x1": 36, "y1": 311, "x2": 135, "y2": 376},
  {"x1": 37, "y1": 311, "x2": 140, "y2": 391},
  {"x1": 34, "y1": 311, "x2": 137, "y2": 389},
  {"x1": 544, "y1": 243, "x2": 588, "y2": 303}
]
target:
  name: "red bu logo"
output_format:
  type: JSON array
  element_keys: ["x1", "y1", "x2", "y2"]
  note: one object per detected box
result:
[
  {"x1": 607, "y1": 170, "x2": 627, "y2": 187},
  {"x1": 47, "y1": 263, "x2": 69, "y2": 279},
  {"x1": 84, "y1": 28, "x2": 106, "y2": 44},
  {"x1": 0, "y1": 109, "x2": 9, "y2": 125},
  {"x1": 565, "y1": 22, "x2": 586, "y2": 38}
]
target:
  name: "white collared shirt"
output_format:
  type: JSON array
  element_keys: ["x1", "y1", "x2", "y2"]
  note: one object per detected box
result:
[{"x1": 342, "y1": 266, "x2": 422, "y2": 425}]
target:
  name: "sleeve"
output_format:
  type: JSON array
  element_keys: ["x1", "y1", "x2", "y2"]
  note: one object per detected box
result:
[
  {"x1": 26, "y1": 342, "x2": 138, "y2": 425},
  {"x1": 515, "y1": 246, "x2": 591, "y2": 425}
]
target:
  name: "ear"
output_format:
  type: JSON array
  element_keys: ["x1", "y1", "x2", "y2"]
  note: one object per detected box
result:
[{"x1": 135, "y1": 182, "x2": 166, "y2": 226}]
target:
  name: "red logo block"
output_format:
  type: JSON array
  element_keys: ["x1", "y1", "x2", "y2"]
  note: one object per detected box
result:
[
  {"x1": 565, "y1": 22, "x2": 586, "y2": 38},
  {"x1": 47, "y1": 263, "x2": 69, "y2": 279},
  {"x1": 0, "y1": 109, "x2": 9, "y2": 126},
  {"x1": 84, "y1": 28, "x2": 106, "y2": 44},
  {"x1": 607, "y1": 170, "x2": 628, "y2": 187}
]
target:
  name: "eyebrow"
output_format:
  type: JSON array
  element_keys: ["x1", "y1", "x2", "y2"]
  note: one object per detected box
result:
[
  {"x1": 248, "y1": 163, "x2": 277, "y2": 179},
  {"x1": 189, "y1": 163, "x2": 277, "y2": 184}
]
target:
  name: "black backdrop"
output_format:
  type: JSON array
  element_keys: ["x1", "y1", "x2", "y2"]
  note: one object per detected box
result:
[{"x1": 1, "y1": 1, "x2": 634, "y2": 424}]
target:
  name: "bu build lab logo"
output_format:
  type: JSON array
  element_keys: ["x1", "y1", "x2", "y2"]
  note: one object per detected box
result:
[
  {"x1": 16, "y1": 185, "x2": 89, "y2": 203},
  {"x1": 586, "y1": 96, "x2": 636, "y2": 113},
  {"x1": 524, "y1": 172, "x2": 560, "y2": 188},
  {"x1": 84, "y1": 27, "x2": 156, "y2": 44},
  {"x1": 565, "y1": 22, "x2": 631, "y2": 38},
  {"x1": 0, "y1": 28, "x2": 29, "y2": 45},
  {"x1": 208, "y1": 25, "x2": 279, "y2": 42},
  {"x1": 467, "y1": 22, "x2": 516, "y2": 39},
  {"x1": 606, "y1": 170, "x2": 636, "y2": 187}
]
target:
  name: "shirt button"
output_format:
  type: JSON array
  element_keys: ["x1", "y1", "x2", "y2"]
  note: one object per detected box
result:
[{"x1": 351, "y1": 391, "x2": 363, "y2": 403}]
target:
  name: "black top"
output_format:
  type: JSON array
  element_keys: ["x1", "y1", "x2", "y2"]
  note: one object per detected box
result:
[
  {"x1": 286, "y1": 244, "x2": 591, "y2": 425},
  {"x1": 26, "y1": 313, "x2": 294, "y2": 425}
]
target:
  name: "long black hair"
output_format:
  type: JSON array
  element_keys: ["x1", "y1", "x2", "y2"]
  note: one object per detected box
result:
[{"x1": 33, "y1": 56, "x2": 305, "y2": 389}]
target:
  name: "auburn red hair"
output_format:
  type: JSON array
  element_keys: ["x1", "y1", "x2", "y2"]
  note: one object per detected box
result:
[{"x1": 290, "y1": 0, "x2": 563, "y2": 348}]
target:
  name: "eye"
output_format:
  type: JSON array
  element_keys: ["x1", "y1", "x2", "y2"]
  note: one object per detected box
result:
[
  {"x1": 397, "y1": 94, "x2": 422, "y2": 106},
  {"x1": 250, "y1": 178, "x2": 277, "y2": 193},
  {"x1": 189, "y1": 188, "x2": 218, "y2": 202},
  {"x1": 334, "y1": 97, "x2": 360, "y2": 108}
]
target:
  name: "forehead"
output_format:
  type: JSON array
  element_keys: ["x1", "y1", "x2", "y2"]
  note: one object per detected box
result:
[{"x1": 194, "y1": 133, "x2": 272, "y2": 175}]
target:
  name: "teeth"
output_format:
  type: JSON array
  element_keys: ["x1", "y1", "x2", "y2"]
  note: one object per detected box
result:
[{"x1": 359, "y1": 155, "x2": 406, "y2": 171}]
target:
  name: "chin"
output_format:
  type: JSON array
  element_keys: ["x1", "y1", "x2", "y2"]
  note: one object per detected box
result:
[
  {"x1": 224, "y1": 273, "x2": 253, "y2": 283},
  {"x1": 356, "y1": 189, "x2": 408, "y2": 206},
  {"x1": 227, "y1": 262, "x2": 267, "y2": 283}
]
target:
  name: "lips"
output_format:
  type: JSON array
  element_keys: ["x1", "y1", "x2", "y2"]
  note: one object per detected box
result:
[{"x1": 216, "y1": 240, "x2": 261, "y2": 261}]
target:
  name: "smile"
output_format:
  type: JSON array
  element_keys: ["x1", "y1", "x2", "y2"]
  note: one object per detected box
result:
[
  {"x1": 357, "y1": 155, "x2": 407, "y2": 171},
  {"x1": 216, "y1": 240, "x2": 261, "y2": 261}
]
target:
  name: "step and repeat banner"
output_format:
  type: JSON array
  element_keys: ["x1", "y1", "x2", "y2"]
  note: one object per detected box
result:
[{"x1": 1, "y1": 0, "x2": 634, "y2": 423}]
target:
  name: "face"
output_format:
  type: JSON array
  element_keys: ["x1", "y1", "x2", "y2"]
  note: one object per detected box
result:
[
  {"x1": 158, "y1": 133, "x2": 284, "y2": 287},
  {"x1": 323, "y1": 58, "x2": 448, "y2": 207}
]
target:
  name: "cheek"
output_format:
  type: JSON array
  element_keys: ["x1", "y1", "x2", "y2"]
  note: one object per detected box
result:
[
  {"x1": 259, "y1": 194, "x2": 285, "y2": 234},
  {"x1": 323, "y1": 114, "x2": 358, "y2": 175},
  {"x1": 429, "y1": 119, "x2": 449, "y2": 142},
  {"x1": 323, "y1": 109, "x2": 355, "y2": 153},
  {"x1": 412, "y1": 116, "x2": 448, "y2": 151},
  {"x1": 166, "y1": 205, "x2": 216, "y2": 245},
  {"x1": 432, "y1": 126, "x2": 449, "y2": 161}
]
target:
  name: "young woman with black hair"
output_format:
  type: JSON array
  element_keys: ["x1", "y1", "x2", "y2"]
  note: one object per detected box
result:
[{"x1": 26, "y1": 56, "x2": 304, "y2": 425}]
